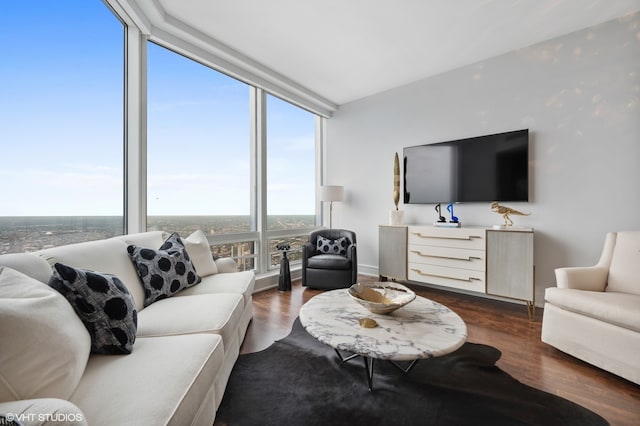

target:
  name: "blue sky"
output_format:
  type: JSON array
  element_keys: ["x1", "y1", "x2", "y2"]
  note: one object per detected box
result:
[{"x1": 1, "y1": 1, "x2": 315, "y2": 217}]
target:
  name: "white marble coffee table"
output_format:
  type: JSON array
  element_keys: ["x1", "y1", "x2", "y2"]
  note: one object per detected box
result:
[{"x1": 299, "y1": 288, "x2": 467, "y2": 390}]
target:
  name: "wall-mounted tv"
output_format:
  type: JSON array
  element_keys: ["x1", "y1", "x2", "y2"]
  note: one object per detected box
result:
[{"x1": 403, "y1": 129, "x2": 529, "y2": 204}]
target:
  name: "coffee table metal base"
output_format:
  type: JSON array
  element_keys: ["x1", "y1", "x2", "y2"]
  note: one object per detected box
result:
[
  {"x1": 334, "y1": 349, "x2": 375, "y2": 391},
  {"x1": 334, "y1": 349, "x2": 419, "y2": 391}
]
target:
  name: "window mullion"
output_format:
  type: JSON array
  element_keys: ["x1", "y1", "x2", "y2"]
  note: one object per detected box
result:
[
  {"x1": 125, "y1": 26, "x2": 147, "y2": 234},
  {"x1": 315, "y1": 116, "x2": 325, "y2": 227},
  {"x1": 253, "y1": 88, "x2": 269, "y2": 274}
]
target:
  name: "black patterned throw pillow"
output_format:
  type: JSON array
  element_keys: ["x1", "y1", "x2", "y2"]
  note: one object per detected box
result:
[
  {"x1": 48, "y1": 263, "x2": 137, "y2": 355},
  {"x1": 316, "y1": 236, "x2": 351, "y2": 256},
  {"x1": 127, "y1": 232, "x2": 201, "y2": 307}
]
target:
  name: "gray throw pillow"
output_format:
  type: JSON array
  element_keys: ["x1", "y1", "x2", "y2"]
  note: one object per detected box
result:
[
  {"x1": 316, "y1": 236, "x2": 350, "y2": 256},
  {"x1": 48, "y1": 263, "x2": 137, "y2": 354},
  {"x1": 127, "y1": 232, "x2": 201, "y2": 307}
]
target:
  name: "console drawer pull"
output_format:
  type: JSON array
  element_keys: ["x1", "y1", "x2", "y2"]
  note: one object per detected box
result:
[
  {"x1": 410, "y1": 250, "x2": 482, "y2": 261},
  {"x1": 411, "y1": 232, "x2": 483, "y2": 241},
  {"x1": 411, "y1": 268, "x2": 482, "y2": 282}
]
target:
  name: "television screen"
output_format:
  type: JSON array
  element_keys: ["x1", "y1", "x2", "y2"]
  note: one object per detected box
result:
[{"x1": 403, "y1": 129, "x2": 529, "y2": 204}]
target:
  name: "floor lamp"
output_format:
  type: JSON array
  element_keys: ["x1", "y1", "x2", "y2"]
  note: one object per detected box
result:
[{"x1": 320, "y1": 185, "x2": 344, "y2": 229}]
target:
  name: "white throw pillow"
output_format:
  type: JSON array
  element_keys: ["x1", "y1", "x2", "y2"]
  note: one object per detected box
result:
[
  {"x1": 184, "y1": 230, "x2": 219, "y2": 276},
  {"x1": 0, "y1": 267, "x2": 91, "y2": 401}
]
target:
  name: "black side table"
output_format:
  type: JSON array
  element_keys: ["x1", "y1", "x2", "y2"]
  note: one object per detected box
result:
[{"x1": 277, "y1": 244, "x2": 291, "y2": 291}]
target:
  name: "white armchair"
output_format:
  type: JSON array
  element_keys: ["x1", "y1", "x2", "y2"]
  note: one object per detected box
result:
[{"x1": 541, "y1": 231, "x2": 640, "y2": 385}]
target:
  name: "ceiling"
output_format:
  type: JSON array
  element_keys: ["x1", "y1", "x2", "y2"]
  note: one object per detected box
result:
[{"x1": 127, "y1": 0, "x2": 640, "y2": 107}]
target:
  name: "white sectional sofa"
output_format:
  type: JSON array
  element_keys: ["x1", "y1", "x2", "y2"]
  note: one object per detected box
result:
[
  {"x1": 0, "y1": 230, "x2": 254, "y2": 426},
  {"x1": 541, "y1": 231, "x2": 640, "y2": 385}
]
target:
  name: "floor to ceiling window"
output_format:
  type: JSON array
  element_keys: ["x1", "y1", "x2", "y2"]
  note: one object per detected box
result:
[
  {"x1": 147, "y1": 43, "x2": 320, "y2": 273},
  {"x1": 266, "y1": 94, "x2": 317, "y2": 267},
  {"x1": 146, "y1": 42, "x2": 256, "y2": 270},
  {"x1": 0, "y1": 1, "x2": 125, "y2": 254}
]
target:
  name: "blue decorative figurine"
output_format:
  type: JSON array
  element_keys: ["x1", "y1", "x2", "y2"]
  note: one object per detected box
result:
[{"x1": 447, "y1": 203, "x2": 459, "y2": 223}]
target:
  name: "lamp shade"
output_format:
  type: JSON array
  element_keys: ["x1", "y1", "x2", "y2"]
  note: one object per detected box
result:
[{"x1": 319, "y1": 185, "x2": 344, "y2": 202}]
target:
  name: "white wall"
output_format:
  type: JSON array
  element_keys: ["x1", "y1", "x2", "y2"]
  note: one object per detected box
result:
[{"x1": 326, "y1": 13, "x2": 640, "y2": 305}]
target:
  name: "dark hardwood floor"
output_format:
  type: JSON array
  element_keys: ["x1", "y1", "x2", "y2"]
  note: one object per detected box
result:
[{"x1": 239, "y1": 276, "x2": 640, "y2": 425}]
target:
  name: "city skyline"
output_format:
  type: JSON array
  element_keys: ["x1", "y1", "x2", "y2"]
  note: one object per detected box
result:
[{"x1": 0, "y1": 214, "x2": 315, "y2": 269}]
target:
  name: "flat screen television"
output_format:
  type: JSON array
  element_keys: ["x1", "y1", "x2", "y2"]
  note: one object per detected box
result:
[{"x1": 403, "y1": 129, "x2": 529, "y2": 204}]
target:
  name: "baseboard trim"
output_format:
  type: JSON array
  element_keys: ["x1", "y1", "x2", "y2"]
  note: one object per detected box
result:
[
  {"x1": 357, "y1": 264, "x2": 379, "y2": 278},
  {"x1": 254, "y1": 268, "x2": 302, "y2": 293}
]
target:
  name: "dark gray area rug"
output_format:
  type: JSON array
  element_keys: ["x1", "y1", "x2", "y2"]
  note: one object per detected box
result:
[{"x1": 215, "y1": 318, "x2": 608, "y2": 426}]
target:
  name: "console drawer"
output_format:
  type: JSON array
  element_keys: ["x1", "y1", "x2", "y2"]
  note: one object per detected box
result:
[
  {"x1": 408, "y1": 264, "x2": 485, "y2": 293},
  {"x1": 408, "y1": 226, "x2": 485, "y2": 250},
  {"x1": 408, "y1": 246, "x2": 485, "y2": 271}
]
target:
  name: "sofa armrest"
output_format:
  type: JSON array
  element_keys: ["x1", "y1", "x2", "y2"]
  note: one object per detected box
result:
[
  {"x1": 214, "y1": 257, "x2": 239, "y2": 273},
  {"x1": 555, "y1": 266, "x2": 608, "y2": 291},
  {"x1": 0, "y1": 398, "x2": 87, "y2": 426}
]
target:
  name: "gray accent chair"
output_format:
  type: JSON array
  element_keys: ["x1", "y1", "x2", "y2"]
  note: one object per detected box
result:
[{"x1": 302, "y1": 229, "x2": 357, "y2": 289}]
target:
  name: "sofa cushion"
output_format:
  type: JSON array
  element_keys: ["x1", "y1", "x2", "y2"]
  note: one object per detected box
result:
[
  {"x1": 606, "y1": 231, "x2": 640, "y2": 296},
  {"x1": 0, "y1": 267, "x2": 91, "y2": 401},
  {"x1": 316, "y1": 236, "x2": 350, "y2": 256},
  {"x1": 36, "y1": 238, "x2": 146, "y2": 312},
  {"x1": 136, "y1": 293, "x2": 244, "y2": 348},
  {"x1": 184, "y1": 230, "x2": 218, "y2": 276},
  {"x1": 69, "y1": 334, "x2": 223, "y2": 426},
  {"x1": 174, "y1": 270, "x2": 255, "y2": 308},
  {"x1": 127, "y1": 233, "x2": 201, "y2": 307},
  {"x1": 49, "y1": 263, "x2": 137, "y2": 354},
  {"x1": 545, "y1": 287, "x2": 640, "y2": 332}
]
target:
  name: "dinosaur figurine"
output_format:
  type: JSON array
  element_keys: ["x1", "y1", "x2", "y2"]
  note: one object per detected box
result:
[{"x1": 490, "y1": 201, "x2": 530, "y2": 226}]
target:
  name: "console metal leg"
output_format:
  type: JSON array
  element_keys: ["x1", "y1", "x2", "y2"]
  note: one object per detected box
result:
[{"x1": 527, "y1": 301, "x2": 536, "y2": 321}]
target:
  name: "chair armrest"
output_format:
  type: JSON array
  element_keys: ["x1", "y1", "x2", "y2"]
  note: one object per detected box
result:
[
  {"x1": 302, "y1": 243, "x2": 316, "y2": 260},
  {"x1": 555, "y1": 266, "x2": 608, "y2": 291},
  {"x1": 214, "y1": 257, "x2": 239, "y2": 273},
  {"x1": 0, "y1": 398, "x2": 87, "y2": 425},
  {"x1": 349, "y1": 244, "x2": 358, "y2": 284},
  {"x1": 346, "y1": 244, "x2": 357, "y2": 262}
]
